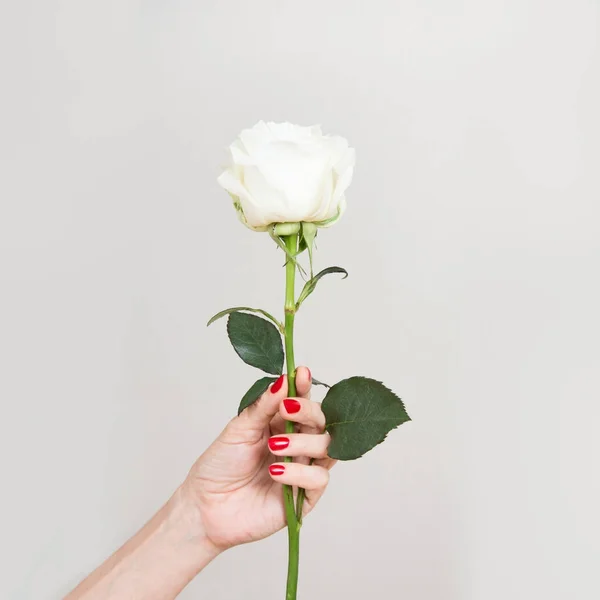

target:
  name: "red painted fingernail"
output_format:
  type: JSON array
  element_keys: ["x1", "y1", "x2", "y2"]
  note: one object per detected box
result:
[
  {"x1": 268, "y1": 436, "x2": 290, "y2": 451},
  {"x1": 271, "y1": 375, "x2": 285, "y2": 394},
  {"x1": 283, "y1": 398, "x2": 301, "y2": 414},
  {"x1": 269, "y1": 464, "x2": 286, "y2": 476}
]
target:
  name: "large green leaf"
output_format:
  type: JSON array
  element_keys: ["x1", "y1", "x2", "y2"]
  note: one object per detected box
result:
[
  {"x1": 296, "y1": 266, "x2": 348, "y2": 308},
  {"x1": 238, "y1": 376, "x2": 278, "y2": 415},
  {"x1": 207, "y1": 306, "x2": 282, "y2": 331},
  {"x1": 227, "y1": 312, "x2": 284, "y2": 375},
  {"x1": 322, "y1": 376, "x2": 410, "y2": 460}
]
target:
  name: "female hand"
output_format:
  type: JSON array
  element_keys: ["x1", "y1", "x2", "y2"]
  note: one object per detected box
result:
[
  {"x1": 65, "y1": 366, "x2": 333, "y2": 600},
  {"x1": 182, "y1": 366, "x2": 336, "y2": 551}
]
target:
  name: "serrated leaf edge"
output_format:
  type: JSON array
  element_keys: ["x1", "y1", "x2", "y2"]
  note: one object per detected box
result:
[
  {"x1": 226, "y1": 312, "x2": 284, "y2": 375},
  {"x1": 323, "y1": 376, "x2": 411, "y2": 460}
]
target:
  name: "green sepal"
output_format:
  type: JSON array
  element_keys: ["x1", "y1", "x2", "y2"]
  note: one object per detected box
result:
[
  {"x1": 238, "y1": 376, "x2": 278, "y2": 415},
  {"x1": 300, "y1": 222, "x2": 318, "y2": 277},
  {"x1": 312, "y1": 203, "x2": 344, "y2": 228},
  {"x1": 207, "y1": 306, "x2": 283, "y2": 333},
  {"x1": 311, "y1": 377, "x2": 330, "y2": 388},
  {"x1": 297, "y1": 236, "x2": 308, "y2": 254},
  {"x1": 273, "y1": 222, "x2": 301, "y2": 236},
  {"x1": 226, "y1": 312, "x2": 284, "y2": 375},
  {"x1": 296, "y1": 266, "x2": 348, "y2": 309},
  {"x1": 322, "y1": 376, "x2": 410, "y2": 460},
  {"x1": 269, "y1": 226, "x2": 307, "y2": 277}
]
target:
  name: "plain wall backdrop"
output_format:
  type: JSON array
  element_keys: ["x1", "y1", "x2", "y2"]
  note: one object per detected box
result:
[{"x1": 1, "y1": 1, "x2": 599, "y2": 599}]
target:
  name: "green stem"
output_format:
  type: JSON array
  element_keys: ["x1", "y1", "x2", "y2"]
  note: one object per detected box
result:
[
  {"x1": 295, "y1": 463, "x2": 310, "y2": 523},
  {"x1": 283, "y1": 234, "x2": 300, "y2": 600},
  {"x1": 284, "y1": 236, "x2": 298, "y2": 400}
]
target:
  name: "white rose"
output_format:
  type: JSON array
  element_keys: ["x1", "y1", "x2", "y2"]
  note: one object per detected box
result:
[{"x1": 217, "y1": 121, "x2": 355, "y2": 232}]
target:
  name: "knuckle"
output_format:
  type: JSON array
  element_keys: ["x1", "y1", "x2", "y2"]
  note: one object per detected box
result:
[
  {"x1": 316, "y1": 442, "x2": 329, "y2": 459},
  {"x1": 310, "y1": 403, "x2": 323, "y2": 421},
  {"x1": 319, "y1": 467, "x2": 330, "y2": 487}
]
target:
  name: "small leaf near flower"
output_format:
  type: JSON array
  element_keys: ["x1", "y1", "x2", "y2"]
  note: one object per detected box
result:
[
  {"x1": 296, "y1": 266, "x2": 348, "y2": 309},
  {"x1": 322, "y1": 376, "x2": 410, "y2": 460},
  {"x1": 227, "y1": 312, "x2": 285, "y2": 375},
  {"x1": 207, "y1": 306, "x2": 283, "y2": 332},
  {"x1": 311, "y1": 378, "x2": 330, "y2": 388},
  {"x1": 238, "y1": 376, "x2": 278, "y2": 415}
]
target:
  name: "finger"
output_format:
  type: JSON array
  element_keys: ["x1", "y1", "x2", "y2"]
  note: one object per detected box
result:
[
  {"x1": 280, "y1": 396, "x2": 326, "y2": 431},
  {"x1": 295, "y1": 366, "x2": 312, "y2": 399},
  {"x1": 236, "y1": 374, "x2": 288, "y2": 431},
  {"x1": 314, "y1": 457, "x2": 338, "y2": 471},
  {"x1": 268, "y1": 462, "x2": 329, "y2": 491},
  {"x1": 301, "y1": 464, "x2": 333, "y2": 516},
  {"x1": 268, "y1": 413, "x2": 287, "y2": 435},
  {"x1": 268, "y1": 367, "x2": 310, "y2": 435},
  {"x1": 267, "y1": 433, "x2": 330, "y2": 459}
]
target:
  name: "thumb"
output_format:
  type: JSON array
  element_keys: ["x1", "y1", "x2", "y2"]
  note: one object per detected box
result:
[{"x1": 237, "y1": 374, "x2": 288, "y2": 430}]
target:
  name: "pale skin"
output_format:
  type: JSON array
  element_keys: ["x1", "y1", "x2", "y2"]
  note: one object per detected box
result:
[{"x1": 66, "y1": 367, "x2": 335, "y2": 600}]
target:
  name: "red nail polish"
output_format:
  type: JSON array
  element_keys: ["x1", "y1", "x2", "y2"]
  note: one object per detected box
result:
[
  {"x1": 271, "y1": 375, "x2": 285, "y2": 394},
  {"x1": 268, "y1": 436, "x2": 290, "y2": 451},
  {"x1": 283, "y1": 398, "x2": 301, "y2": 414},
  {"x1": 269, "y1": 464, "x2": 285, "y2": 476}
]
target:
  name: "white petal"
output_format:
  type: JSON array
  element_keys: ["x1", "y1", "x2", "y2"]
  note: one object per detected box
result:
[
  {"x1": 243, "y1": 165, "x2": 290, "y2": 224},
  {"x1": 256, "y1": 139, "x2": 332, "y2": 220},
  {"x1": 311, "y1": 139, "x2": 354, "y2": 222},
  {"x1": 229, "y1": 139, "x2": 254, "y2": 165},
  {"x1": 265, "y1": 122, "x2": 318, "y2": 143},
  {"x1": 308, "y1": 169, "x2": 334, "y2": 221},
  {"x1": 331, "y1": 146, "x2": 356, "y2": 207},
  {"x1": 238, "y1": 121, "x2": 273, "y2": 156},
  {"x1": 334, "y1": 144, "x2": 356, "y2": 174},
  {"x1": 318, "y1": 194, "x2": 347, "y2": 228},
  {"x1": 217, "y1": 167, "x2": 244, "y2": 196},
  {"x1": 217, "y1": 168, "x2": 269, "y2": 229}
]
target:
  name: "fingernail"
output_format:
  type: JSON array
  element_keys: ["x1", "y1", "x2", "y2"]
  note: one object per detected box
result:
[
  {"x1": 271, "y1": 375, "x2": 285, "y2": 394},
  {"x1": 306, "y1": 367, "x2": 312, "y2": 381},
  {"x1": 268, "y1": 436, "x2": 290, "y2": 451},
  {"x1": 283, "y1": 398, "x2": 301, "y2": 414},
  {"x1": 269, "y1": 464, "x2": 286, "y2": 476}
]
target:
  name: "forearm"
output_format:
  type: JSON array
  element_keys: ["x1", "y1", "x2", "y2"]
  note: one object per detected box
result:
[{"x1": 65, "y1": 487, "x2": 220, "y2": 600}]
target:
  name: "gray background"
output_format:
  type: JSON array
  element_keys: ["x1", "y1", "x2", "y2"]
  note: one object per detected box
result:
[{"x1": 1, "y1": 1, "x2": 599, "y2": 599}]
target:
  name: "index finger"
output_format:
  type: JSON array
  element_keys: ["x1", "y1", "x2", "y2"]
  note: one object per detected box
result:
[{"x1": 295, "y1": 366, "x2": 312, "y2": 399}]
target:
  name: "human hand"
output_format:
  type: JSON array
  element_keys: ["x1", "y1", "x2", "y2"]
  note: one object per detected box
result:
[
  {"x1": 65, "y1": 369, "x2": 334, "y2": 599},
  {"x1": 180, "y1": 366, "x2": 336, "y2": 551}
]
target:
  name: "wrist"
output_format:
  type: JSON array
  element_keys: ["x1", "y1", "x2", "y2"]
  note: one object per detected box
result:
[
  {"x1": 166, "y1": 485, "x2": 222, "y2": 569},
  {"x1": 65, "y1": 486, "x2": 221, "y2": 600}
]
